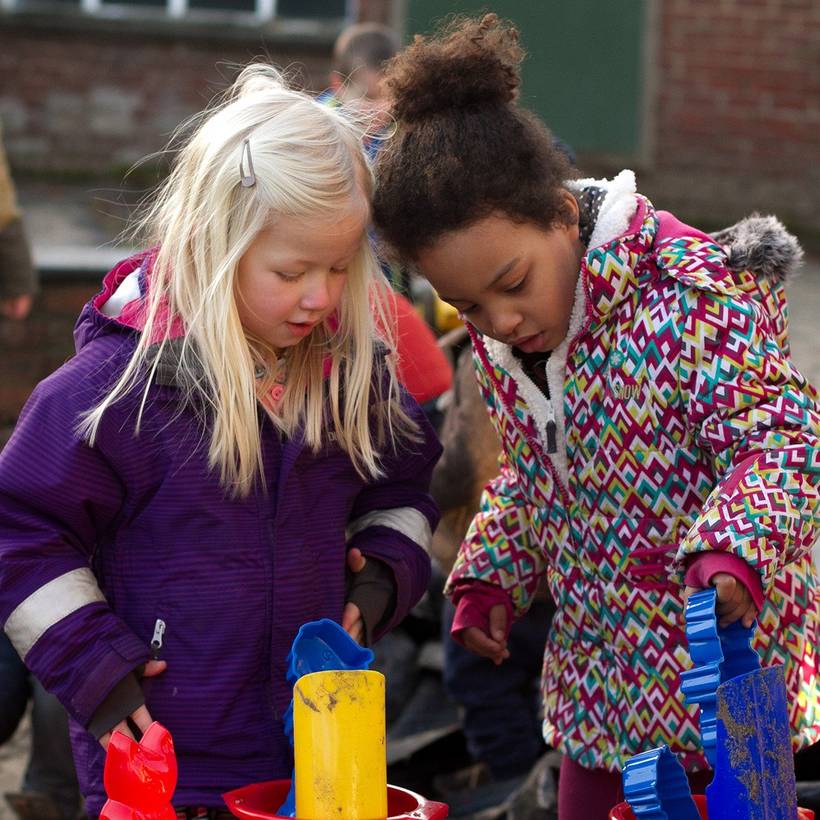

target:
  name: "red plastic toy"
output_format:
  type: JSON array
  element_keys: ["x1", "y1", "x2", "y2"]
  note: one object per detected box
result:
[
  {"x1": 99, "y1": 722, "x2": 178, "y2": 820},
  {"x1": 98, "y1": 721, "x2": 448, "y2": 820},
  {"x1": 222, "y1": 780, "x2": 449, "y2": 820}
]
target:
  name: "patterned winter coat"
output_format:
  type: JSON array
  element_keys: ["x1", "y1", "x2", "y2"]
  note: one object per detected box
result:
[{"x1": 447, "y1": 170, "x2": 819, "y2": 772}]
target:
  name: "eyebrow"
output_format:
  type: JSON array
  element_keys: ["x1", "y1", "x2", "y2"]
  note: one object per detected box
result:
[{"x1": 439, "y1": 257, "x2": 520, "y2": 303}]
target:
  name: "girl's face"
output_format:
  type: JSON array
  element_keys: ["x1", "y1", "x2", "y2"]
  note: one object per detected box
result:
[
  {"x1": 236, "y1": 190, "x2": 369, "y2": 351},
  {"x1": 416, "y1": 194, "x2": 585, "y2": 353}
]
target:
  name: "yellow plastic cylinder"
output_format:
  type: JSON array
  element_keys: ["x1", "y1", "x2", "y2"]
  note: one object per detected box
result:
[{"x1": 293, "y1": 669, "x2": 387, "y2": 820}]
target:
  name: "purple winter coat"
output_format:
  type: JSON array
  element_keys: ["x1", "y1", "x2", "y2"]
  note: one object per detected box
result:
[{"x1": 0, "y1": 257, "x2": 441, "y2": 816}]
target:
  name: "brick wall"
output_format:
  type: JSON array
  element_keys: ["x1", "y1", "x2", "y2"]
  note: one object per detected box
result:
[
  {"x1": 1, "y1": 32, "x2": 327, "y2": 175},
  {"x1": 639, "y1": 0, "x2": 820, "y2": 229},
  {"x1": 0, "y1": 277, "x2": 98, "y2": 443},
  {"x1": 0, "y1": 0, "x2": 393, "y2": 175}
]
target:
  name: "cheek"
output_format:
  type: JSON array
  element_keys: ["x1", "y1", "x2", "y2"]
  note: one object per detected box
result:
[
  {"x1": 235, "y1": 271, "x2": 289, "y2": 321},
  {"x1": 328, "y1": 275, "x2": 349, "y2": 308}
]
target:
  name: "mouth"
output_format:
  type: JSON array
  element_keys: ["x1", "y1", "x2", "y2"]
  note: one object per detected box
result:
[
  {"x1": 510, "y1": 331, "x2": 547, "y2": 353},
  {"x1": 286, "y1": 320, "x2": 318, "y2": 337}
]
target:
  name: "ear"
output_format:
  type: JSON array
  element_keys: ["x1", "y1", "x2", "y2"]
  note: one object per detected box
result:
[
  {"x1": 329, "y1": 71, "x2": 344, "y2": 91},
  {"x1": 559, "y1": 189, "x2": 580, "y2": 226},
  {"x1": 555, "y1": 189, "x2": 581, "y2": 243}
]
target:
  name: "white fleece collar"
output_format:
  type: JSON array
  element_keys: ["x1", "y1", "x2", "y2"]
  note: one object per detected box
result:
[{"x1": 567, "y1": 169, "x2": 638, "y2": 250}]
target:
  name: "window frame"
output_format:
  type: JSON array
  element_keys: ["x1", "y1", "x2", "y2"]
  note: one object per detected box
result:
[{"x1": 1, "y1": 0, "x2": 350, "y2": 24}]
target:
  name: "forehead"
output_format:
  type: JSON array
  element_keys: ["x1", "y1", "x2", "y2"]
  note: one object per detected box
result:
[
  {"x1": 417, "y1": 216, "x2": 529, "y2": 293},
  {"x1": 260, "y1": 193, "x2": 369, "y2": 260}
]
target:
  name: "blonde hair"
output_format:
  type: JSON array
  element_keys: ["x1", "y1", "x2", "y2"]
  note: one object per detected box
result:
[{"x1": 80, "y1": 63, "x2": 415, "y2": 496}]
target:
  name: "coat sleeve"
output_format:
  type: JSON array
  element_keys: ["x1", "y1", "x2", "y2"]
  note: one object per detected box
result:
[
  {"x1": 346, "y1": 392, "x2": 442, "y2": 640},
  {"x1": 0, "y1": 356, "x2": 150, "y2": 728},
  {"x1": 673, "y1": 283, "x2": 820, "y2": 593},
  {"x1": 445, "y1": 451, "x2": 545, "y2": 619}
]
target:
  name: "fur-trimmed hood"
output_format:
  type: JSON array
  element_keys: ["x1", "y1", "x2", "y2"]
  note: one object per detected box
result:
[
  {"x1": 569, "y1": 170, "x2": 804, "y2": 282},
  {"x1": 711, "y1": 213, "x2": 804, "y2": 281}
]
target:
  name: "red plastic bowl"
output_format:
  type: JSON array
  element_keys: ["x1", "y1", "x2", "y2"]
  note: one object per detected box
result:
[
  {"x1": 222, "y1": 780, "x2": 448, "y2": 820},
  {"x1": 610, "y1": 794, "x2": 815, "y2": 819}
]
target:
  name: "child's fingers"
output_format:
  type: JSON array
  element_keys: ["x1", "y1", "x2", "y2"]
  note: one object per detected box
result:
[
  {"x1": 712, "y1": 573, "x2": 742, "y2": 605},
  {"x1": 346, "y1": 548, "x2": 366, "y2": 574},
  {"x1": 462, "y1": 626, "x2": 509, "y2": 665},
  {"x1": 347, "y1": 621, "x2": 364, "y2": 644},
  {"x1": 741, "y1": 602, "x2": 758, "y2": 629},
  {"x1": 342, "y1": 602, "x2": 364, "y2": 643},
  {"x1": 141, "y1": 660, "x2": 167, "y2": 678},
  {"x1": 711, "y1": 573, "x2": 756, "y2": 626},
  {"x1": 99, "y1": 719, "x2": 135, "y2": 750},
  {"x1": 488, "y1": 604, "x2": 508, "y2": 645},
  {"x1": 130, "y1": 704, "x2": 154, "y2": 736}
]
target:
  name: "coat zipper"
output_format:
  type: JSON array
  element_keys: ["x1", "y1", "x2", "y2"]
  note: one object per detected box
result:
[
  {"x1": 473, "y1": 336, "x2": 568, "y2": 503},
  {"x1": 540, "y1": 359, "x2": 558, "y2": 454},
  {"x1": 151, "y1": 618, "x2": 166, "y2": 659},
  {"x1": 545, "y1": 400, "x2": 557, "y2": 454}
]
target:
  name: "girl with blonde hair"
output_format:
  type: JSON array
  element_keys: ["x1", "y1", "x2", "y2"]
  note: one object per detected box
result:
[{"x1": 0, "y1": 63, "x2": 441, "y2": 818}]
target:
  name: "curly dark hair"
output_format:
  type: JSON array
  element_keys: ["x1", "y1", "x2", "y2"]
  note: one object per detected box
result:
[{"x1": 372, "y1": 14, "x2": 578, "y2": 262}]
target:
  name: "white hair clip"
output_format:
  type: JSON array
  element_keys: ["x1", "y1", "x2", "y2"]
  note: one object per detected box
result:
[{"x1": 239, "y1": 138, "x2": 256, "y2": 188}]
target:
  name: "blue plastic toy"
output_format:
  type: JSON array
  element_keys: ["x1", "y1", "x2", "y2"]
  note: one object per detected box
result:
[
  {"x1": 679, "y1": 588, "x2": 759, "y2": 767},
  {"x1": 707, "y1": 665, "x2": 797, "y2": 819},
  {"x1": 277, "y1": 619, "x2": 374, "y2": 817},
  {"x1": 623, "y1": 587, "x2": 800, "y2": 818},
  {"x1": 622, "y1": 745, "x2": 700, "y2": 819}
]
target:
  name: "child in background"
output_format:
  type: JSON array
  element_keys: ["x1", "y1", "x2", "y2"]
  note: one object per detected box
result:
[
  {"x1": 320, "y1": 21, "x2": 453, "y2": 414},
  {"x1": 0, "y1": 64, "x2": 441, "y2": 818},
  {"x1": 323, "y1": 21, "x2": 398, "y2": 157},
  {"x1": 372, "y1": 15, "x2": 819, "y2": 820}
]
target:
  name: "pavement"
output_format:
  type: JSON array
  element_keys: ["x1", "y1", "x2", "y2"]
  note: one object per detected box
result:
[{"x1": 1, "y1": 182, "x2": 819, "y2": 818}]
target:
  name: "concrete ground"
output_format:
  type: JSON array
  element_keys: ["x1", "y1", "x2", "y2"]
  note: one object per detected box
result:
[{"x1": 1, "y1": 184, "x2": 819, "y2": 818}]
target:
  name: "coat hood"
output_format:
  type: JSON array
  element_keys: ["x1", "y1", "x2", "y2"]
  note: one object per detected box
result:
[
  {"x1": 73, "y1": 250, "x2": 168, "y2": 354},
  {"x1": 569, "y1": 170, "x2": 804, "y2": 283},
  {"x1": 711, "y1": 213, "x2": 804, "y2": 281}
]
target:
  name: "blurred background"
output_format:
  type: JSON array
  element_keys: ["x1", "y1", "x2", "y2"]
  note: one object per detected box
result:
[
  {"x1": 0, "y1": 0, "x2": 818, "y2": 818},
  {"x1": 1, "y1": 0, "x2": 819, "y2": 434}
]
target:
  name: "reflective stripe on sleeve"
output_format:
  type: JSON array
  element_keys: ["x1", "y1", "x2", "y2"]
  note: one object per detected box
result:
[
  {"x1": 347, "y1": 506, "x2": 433, "y2": 553},
  {"x1": 4, "y1": 568, "x2": 106, "y2": 659}
]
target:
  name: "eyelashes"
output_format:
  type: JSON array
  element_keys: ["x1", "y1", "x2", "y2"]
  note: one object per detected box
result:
[{"x1": 505, "y1": 276, "x2": 528, "y2": 294}]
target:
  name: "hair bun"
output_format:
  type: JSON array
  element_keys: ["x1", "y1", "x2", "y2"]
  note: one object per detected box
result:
[
  {"x1": 230, "y1": 63, "x2": 289, "y2": 101},
  {"x1": 387, "y1": 14, "x2": 523, "y2": 123}
]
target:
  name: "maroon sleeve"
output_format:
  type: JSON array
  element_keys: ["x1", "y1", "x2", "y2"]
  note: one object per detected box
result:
[
  {"x1": 450, "y1": 580, "x2": 514, "y2": 647},
  {"x1": 684, "y1": 552, "x2": 765, "y2": 611}
]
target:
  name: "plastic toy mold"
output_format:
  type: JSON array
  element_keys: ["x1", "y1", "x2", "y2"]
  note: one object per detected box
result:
[
  {"x1": 278, "y1": 619, "x2": 374, "y2": 817},
  {"x1": 621, "y1": 586, "x2": 807, "y2": 819},
  {"x1": 99, "y1": 722, "x2": 177, "y2": 820},
  {"x1": 622, "y1": 745, "x2": 699, "y2": 820},
  {"x1": 707, "y1": 665, "x2": 797, "y2": 820},
  {"x1": 679, "y1": 588, "x2": 758, "y2": 767}
]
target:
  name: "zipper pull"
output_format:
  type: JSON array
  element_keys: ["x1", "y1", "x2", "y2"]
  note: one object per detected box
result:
[
  {"x1": 546, "y1": 420, "x2": 557, "y2": 454},
  {"x1": 544, "y1": 393, "x2": 558, "y2": 455},
  {"x1": 151, "y1": 618, "x2": 166, "y2": 659}
]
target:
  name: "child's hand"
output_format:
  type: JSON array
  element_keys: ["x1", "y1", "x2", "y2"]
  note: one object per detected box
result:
[
  {"x1": 461, "y1": 604, "x2": 510, "y2": 665},
  {"x1": 684, "y1": 572, "x2": 758, "y2": 628},
  {"x1": 99, "y1": 660, "x2": 167, "y2": 750},
  {"x1": 342, "y1": 547, "x2": 366, "y2": 644}
]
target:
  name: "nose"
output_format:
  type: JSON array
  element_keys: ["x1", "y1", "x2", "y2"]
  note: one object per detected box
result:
[
  {"x1": 490, "y1": 309, "x2": 522, "y2": 340},
  {"x1": 300, "y1": 272, "x2": 331, "y2": 313}
]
